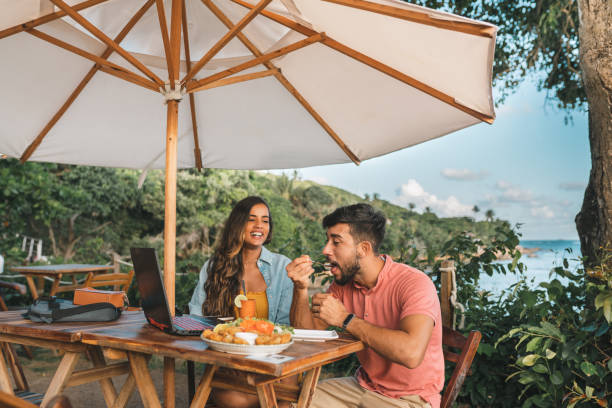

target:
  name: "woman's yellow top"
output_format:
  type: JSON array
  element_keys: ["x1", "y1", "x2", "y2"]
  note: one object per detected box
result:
[{"x1": 233, "y1": 291, "x2": 269, "y2": 320}]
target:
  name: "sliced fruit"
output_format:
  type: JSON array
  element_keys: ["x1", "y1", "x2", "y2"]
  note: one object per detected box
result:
[
  {"x1": 234, "y1": 294, "x2": 248, "y2": 308},
  {"x1": 213, "y1": 323, "x2": 229, "y2": 333}
]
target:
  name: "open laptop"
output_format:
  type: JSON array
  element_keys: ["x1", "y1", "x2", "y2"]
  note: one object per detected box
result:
[{"x1": 130, "y1": 247, "x2": 220, "y2": 336}]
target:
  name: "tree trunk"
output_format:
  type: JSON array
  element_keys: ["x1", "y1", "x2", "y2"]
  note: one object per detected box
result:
[{"x1": 575, "y1": 0, "x2": 612, "y2": 268}]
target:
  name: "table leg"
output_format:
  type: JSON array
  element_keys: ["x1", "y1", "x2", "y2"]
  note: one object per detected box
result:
[
  {"x1": 24, "y1": 276, "x2": 39, "y2": 300},
  {"x1": 296, "y1": 367, "x2": 321, "y2": 408},
  {"x1": 257, "y1": 383, "x2": 279, "y2": 408},
  {"x1": 49, "y1": 275, "x2": 62, "y2": 297},
  {"x1": 88, "y1": 347, "x2": 118, "y2": 407},
  {"x1": 189, "y1": 364, "x2": 217, "y2": 408},
  {"x1": 163, "y1": 357, "x2": 175, "y2": 408},
  {"x1": 0, "y1": 344, "x2": 13, "y2": 394},
  {"x1": 1, "y1": 343, "x2": 28, "y2": 391},
  {"x1": 36, "y1": 276, "x2": 44, "y2": 294},
  {"x1": 128, "y1": 351, "x2": 161, "y2": 408},
  {"x1": 111, "y1": 373, "x2": 136, "y2": 408},
  {"x1": 41, "y1": 351, "x2": 81, "y2": 407}
]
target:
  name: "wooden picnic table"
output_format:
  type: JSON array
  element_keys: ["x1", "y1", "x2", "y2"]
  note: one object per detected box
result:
[
  {"x1": 9, "y1": 264, "x2": 114, "y2": 299},
  {"x1": 0, "y1": 310, "x2": 142, "y2": 407},
  {"x1": 0, "y1": 310, "x2": 363, "y2": 408}
]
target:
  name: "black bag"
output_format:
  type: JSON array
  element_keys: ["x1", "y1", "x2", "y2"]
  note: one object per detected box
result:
[{"x1": 23, "y1": 297, "x2": 122, "y2": 323}]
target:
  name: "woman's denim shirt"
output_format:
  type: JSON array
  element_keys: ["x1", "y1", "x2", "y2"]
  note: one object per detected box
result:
[{"x1": 188, "y1": 246, "x2": 293, "y2": 325}]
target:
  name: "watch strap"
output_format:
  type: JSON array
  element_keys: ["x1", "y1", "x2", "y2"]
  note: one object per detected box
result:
[{"x1": 342, "y1": 313, "x2": 355, "y2": 330}]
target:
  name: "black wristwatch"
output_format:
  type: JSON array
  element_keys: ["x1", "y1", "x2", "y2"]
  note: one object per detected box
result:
[{"x1": 342, "y1": 313, "x2": 355, "y2": 330}]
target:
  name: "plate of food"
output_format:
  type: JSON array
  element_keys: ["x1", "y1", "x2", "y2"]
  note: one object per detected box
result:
[{"x1": 201, "y1": 317, "x2": 294, "y2": 355}]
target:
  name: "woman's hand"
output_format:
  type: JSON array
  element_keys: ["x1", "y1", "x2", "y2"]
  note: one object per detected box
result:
[{"x1": 286, "y1": 255, "x2": 315, "y2": 291}]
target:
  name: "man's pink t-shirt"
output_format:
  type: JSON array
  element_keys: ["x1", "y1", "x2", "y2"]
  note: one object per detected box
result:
[{"x1": 328, "y1": 256, "x2": 444, "y2": 407}]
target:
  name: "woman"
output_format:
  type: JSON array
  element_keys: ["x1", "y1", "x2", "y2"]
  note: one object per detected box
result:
[{"x1": 188, "y1": 196, "x2": 294, "y2": 408}]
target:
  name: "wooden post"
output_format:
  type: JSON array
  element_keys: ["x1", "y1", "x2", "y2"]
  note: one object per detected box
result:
[
  {"x1": 163, "y1": 0, "x2": 182, "y2": 318},
  {"x1": 164, "y1": 100, "x2": 178, "y2": 316},
  {"x1": 164, "y1": 357, "x2": 175, "y2": 408},
  {"x1": 440, "y1": 260, "x2": 454, "y2": 328}
]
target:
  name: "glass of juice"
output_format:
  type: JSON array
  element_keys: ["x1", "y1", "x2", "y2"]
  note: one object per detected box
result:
[{"x1": 239, "y1": 299, "x2": 256, "y2": 319}]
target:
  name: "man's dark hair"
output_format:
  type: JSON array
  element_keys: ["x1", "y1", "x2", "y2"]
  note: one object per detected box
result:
[{"x1": 322, "y1": 203, "x2": 386, "y2": 253}]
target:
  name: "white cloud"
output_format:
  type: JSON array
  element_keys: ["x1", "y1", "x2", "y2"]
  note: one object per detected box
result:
[
  {"x1": 559, "y1": 182, "x2": 586, "y2": 191},
  {"x1": 394, "y1": 179, "x2": 473, "y2": 217},
  {"x1": 530, "y1": 206, "x2": 555, "y2": 219},
  {"x1": 441, "y1": 168, "x2": 488, "y2": 181},
  {"x1": 495, "y1": 180, "x2": 533, "y2": 202}
]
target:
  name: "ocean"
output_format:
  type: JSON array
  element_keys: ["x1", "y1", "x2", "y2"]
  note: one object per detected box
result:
[{"x1": 479, "y1": 240, "x2": 582, "y2": 293}]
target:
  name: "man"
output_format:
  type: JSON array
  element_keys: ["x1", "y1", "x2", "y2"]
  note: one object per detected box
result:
[{"x1": 287, "y1": 204, "x2": 444, "y2": 408}]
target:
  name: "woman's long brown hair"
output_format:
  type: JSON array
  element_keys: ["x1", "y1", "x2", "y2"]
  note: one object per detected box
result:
[{"x1": 202, "y1": 196, "x2": 273, "y2": 316}]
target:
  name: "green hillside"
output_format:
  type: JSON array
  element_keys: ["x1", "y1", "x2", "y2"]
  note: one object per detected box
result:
[{"x1": 1, "y1": 160, "x2": 512, "y2": 274}]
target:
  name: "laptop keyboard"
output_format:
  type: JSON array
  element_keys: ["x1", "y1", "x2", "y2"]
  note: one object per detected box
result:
[{"x1": 173, "y1": 316, "x2": 212, "y2": 331}]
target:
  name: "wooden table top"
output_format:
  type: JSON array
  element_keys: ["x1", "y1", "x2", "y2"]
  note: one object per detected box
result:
[
  {"x1": 82, "y1": 321, "x2": 363, "y2": 376},
  {"x1": 0, "y1": 310, "x2": 363, "y2": 377},
  {"x1": 0, "y1": 310, "x2": 144, "y2": 343},
  {"x1": 10, "y1": 264, "x2": 114, "y2": 275}
]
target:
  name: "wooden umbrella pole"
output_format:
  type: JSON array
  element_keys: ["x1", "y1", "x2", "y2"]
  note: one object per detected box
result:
[
  {"x1": 163, "y1": 0, "x2": 183, "y2": 317},
  {"x1": 164, "y1": 100, "x2": 178, "y2": 316}
]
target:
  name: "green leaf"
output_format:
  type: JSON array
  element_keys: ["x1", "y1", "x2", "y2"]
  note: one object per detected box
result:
[
  {"x1": 522, "y1": 290, "x2": 538, "y2": 307},
  {"x1": 545, "y1": 349, "x2": 556, "y2": 359},
  {"x1": 580, "y1": 361, "x2": 598, "y2": 376},
  {"x1": 522, "y1": 354, "x2": 539, "y2": 366},
  {"x1": 526, "y1": 337, "x2": 542, "y2": 352},
  {"x1": 550, "y1": 371, "x2": 563, "y2": 385},
  {"x1": 603, "y1": 298, "x2": 612, "y2": 323},
  {"x1": 573, "y1": 381, "x2": 584, "y2": 394},
  {"x1": 595, "y1": 292, "x2": 607, "y2": 308},
  {"x1": 533, "y1": 363, "x2": 548, "y2": 373},
  {"x1": 540, "y1": 321, "x2": 562, "y2": 338},
  {"x1": 608, "y1": 358, "x2": 612, "y2": 372},
  {"x1": 585, "y1": 386, "x2": 594, "y2": 399},
  {"x1": 516, "y1": 334, "x2": 531, "y2": 349}
]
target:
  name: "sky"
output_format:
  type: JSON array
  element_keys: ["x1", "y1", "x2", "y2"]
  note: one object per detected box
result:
[{"x1": 270, "y1": 78, "x2": 591, "y2": 240}]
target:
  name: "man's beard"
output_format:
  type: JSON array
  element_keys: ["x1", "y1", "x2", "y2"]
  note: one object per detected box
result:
[{"x1": 334, "y1": 258, "x2": 360, "y2": 286}]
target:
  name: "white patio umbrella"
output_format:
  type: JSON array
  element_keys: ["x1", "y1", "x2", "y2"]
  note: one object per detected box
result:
[{"x1": 0, "y1": 0, "x2": 496, "y2": 312}]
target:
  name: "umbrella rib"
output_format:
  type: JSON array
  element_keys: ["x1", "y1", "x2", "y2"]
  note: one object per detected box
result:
[
  {"x1": 49, "y1": 0, "x2": 165, "y2": 88},
  {"x1": 185, "y1": 33, "x2": 325, "y2": 93},
  {"x1": 182, "y1": 0, "x2": 203, "y2": 170},
  {"x1": 322, "y1": 0, "x2": 496, "y2": 38},
  {"x1": 26, "y1": 28, "x2": 158, "y2": 92},
  {"x1": 19, "y1": 0, "x2": 156, "y2": 163},
  {"x1": 0, "y1": 0, "x2": 113, "y2": 40},
  {"x1": 229, "y1": 0, "x2": 495, "y2": 124},
  {"x1": 181, "y1": 0, "x2": 273, "y2": 86},
  {"x1": 202, "y1": 0, "x2": 361, "y2": 165},
  {"x1": 188, "y1": 69, "x2": 279, "y2": 92},
  {"x1": 155, "y1": 0, "x2": 175, "y2": 84}
]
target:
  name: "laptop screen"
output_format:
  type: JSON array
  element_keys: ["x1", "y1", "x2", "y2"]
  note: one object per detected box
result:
[{"x1": 130, "y1": 247, "x2": 173, "y2": 329}]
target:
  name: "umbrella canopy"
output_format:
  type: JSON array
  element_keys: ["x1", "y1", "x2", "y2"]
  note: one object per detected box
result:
[{"x1": 0, "y1": 0, "x2": 496, "y2": 310}]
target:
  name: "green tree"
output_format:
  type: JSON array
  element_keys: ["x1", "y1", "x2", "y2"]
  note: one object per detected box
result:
[
  {"x1": 409, "y1": 0, "x2": 611, "y2": 267},
  {"x1": 0, "y1": 160, "x2": 138, "y2": 261},
  {"x1": 485, "y1": 209, "x2": 495, "y2": 222}
]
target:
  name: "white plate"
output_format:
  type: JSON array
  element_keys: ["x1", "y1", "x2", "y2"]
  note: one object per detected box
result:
[
  {"x1": 201, "y1": 336, "x2": 294, "y2": 355},
  {"x1": 292, "y1": 329, "x2": 338, "y2": 341}
]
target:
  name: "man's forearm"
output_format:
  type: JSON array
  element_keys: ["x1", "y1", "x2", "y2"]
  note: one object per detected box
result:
[
  {"x1": 346, "y1": 317, "x2": 426, "y2": 368},
  {"x1": 290, "y1": 288, "x2": 326, "y2": 329}
]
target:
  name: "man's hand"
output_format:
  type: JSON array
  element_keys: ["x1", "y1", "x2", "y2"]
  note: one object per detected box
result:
[
  {"x1": 311, "y1": 293, "x2": 348, "y2": 327},
  {"x1": 286, "y1": 255, "x2": 315, "y2": 291}
]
